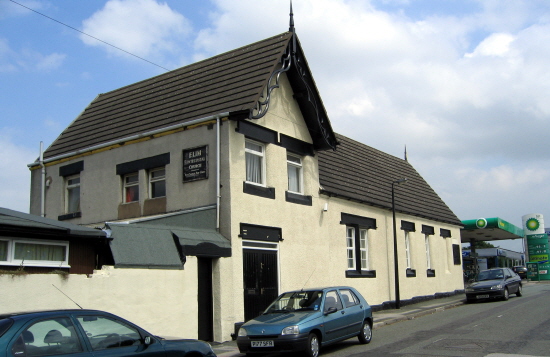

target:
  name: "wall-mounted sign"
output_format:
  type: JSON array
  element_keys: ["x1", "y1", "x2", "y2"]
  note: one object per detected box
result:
[{"x1": 183, "y1": 145, "x2": 208, "y2": 182}]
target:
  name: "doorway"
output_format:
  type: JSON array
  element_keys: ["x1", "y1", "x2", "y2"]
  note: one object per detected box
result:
[
  {"x1": 197, "y1": 257, "x2": 213, "y2": 341},
  {"x1": 242, "y1": 249, "x2": 278, "y2": 321}
]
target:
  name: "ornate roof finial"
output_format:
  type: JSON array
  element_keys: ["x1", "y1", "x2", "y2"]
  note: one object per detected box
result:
[{"x1": 289, "y1": 0, "x2": 295, "y2": 33}]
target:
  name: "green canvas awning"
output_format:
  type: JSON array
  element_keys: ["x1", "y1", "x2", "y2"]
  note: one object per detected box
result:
[
  {"x1": 106, "y1": 222, "x2": 231, "y2": 269},
  {"x1": 461, "y1": 217, "x2": 524, "y2": 243}
]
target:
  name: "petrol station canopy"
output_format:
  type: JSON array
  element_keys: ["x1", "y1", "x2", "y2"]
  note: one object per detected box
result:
[{"x1": 461, "y1": 217, "x2": 524, "y2": 243}]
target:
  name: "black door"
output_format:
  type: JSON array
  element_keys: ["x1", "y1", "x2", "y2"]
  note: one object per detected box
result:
[
  {"x1": 243, "y1": 249, "x2": 278, "y2": 321},
  {"x1": 197, "y1": 257, "x2": 213, "y2": 341}
]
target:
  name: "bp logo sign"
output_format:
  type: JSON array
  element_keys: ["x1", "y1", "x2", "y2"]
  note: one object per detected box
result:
[
  {"x1": 476, "y1": 218, "x2": 487, "y2": 229},
  {"x1": 525, "y1": 218, "x2": 540, "y2": 232}
]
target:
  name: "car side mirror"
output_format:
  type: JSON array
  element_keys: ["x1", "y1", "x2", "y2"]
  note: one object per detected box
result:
[
  {"x1": 325, "y1": 307, "x2": 337, "y2": 315},
  {"x1": 144, "y1": 336, "x2": 153, "y2": 345}
]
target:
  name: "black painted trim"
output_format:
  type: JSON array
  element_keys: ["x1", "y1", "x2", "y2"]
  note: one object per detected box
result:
[
  {"x1": 280, "y1": 134, "x2": 314, "y2": 156},
  {"x1": 453, "y1": 244, "x2": 461, "y2": 265},
  {"x1": 243, "y1": 182, "x2": 275, "y2": 199},
  {"x1": 421, "y1": 225, "x2": 434, "y2": 235},
  {"x1": 116, "y1": 153, "x2": 170, "y2": 176},
  {"x1": 236, "y1": 120, "x2": 277, "y2": 144},
  {"x1": 285, "y1": 191, "x2": 312, "y2": 206},
  {"x1": 58, "y1": 212, "x2": 82, "y2": 221},
  {"x1": 59, "y1": 161, "x2": 84, "y2": 177},
  {"x1": 340, "y1": 213, "x2": 377, "y2": 229},
  {"x1": 346, "y1": 270, "x2": 376, "y2": 278},
  {"x1": 401, "y1": 220, "x2": 416, "y2": 232},
  {"x1": 240, "y1": 223, "x2": 282, "y2": 242},
  {"x1": 440, "y1": 228, "x2": 452, "y2": 238}
]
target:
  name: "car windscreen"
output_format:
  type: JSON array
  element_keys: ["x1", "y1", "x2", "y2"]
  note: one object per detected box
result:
[
  {"x1": 264, "y1": 291, "x2": 323, "y2": 314},
  {"x1": 477, "y1": 270, "x2": 504, "y2": 281},
  {"x1": 0, "y1": 318, "x2": 14, "y2": 337}
]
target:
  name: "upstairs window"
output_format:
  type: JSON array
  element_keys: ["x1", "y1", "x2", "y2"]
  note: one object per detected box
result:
[
  {"x1": 287, "y1": 154, "x2": 303, "y2": 194},
  {"x1": 245, "y1": 140, "x2": 265, "y2": 185},
  {"x1": 124, "y1": 173, "x2": 139, "y2": 203},
  {"x1": 65, "y1": 175, "x2": 81, "y2": 214},
  {"x1": 149, "y1": 167, "x2": 166, "y2": 198}
]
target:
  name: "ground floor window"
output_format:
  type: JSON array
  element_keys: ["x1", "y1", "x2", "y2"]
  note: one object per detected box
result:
[
  {"x1": 0, "y1": 238, "x2": 69, "y2": 267},
  {"x1": 347, "y1": 226, "x2": 369, "y2": 271}
]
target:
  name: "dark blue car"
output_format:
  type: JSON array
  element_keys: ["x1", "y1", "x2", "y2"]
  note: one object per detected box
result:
[
  {"x1": 0, "y1": 309, "x2": 216, "y2": 357},
  {"x1": 237, "y1": 286, "x2": 373, "y2": 357}
]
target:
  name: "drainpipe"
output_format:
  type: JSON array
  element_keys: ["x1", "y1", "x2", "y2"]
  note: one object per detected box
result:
[
  {"x1": 39, "y1": 141, "x2": 46, "y2": 217},
  {"x1": 216, "y1": 116, "x2": 221, "y2": 231}
]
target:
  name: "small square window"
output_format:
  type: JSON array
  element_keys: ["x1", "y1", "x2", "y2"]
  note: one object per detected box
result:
[
  {"x1": 124, "y1": 173, "x2": 139, "y2": 203},
  {"x1": 149, "y1": 168, "x2": 166, "y2": 198}
]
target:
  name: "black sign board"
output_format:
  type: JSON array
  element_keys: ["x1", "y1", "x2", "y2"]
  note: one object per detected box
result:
[{"x1": 183, "y1": 145, "x2": 208, "y2": 182}]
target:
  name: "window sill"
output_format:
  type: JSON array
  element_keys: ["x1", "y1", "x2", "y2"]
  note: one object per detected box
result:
[
  {"x1": 285, "y1": 191, "x2": 312, "y2": 206},
  {"x1": 406, "y1": 268, "x2": 416, "y2": 277},
  {"x1": 243, "y1": 182, "x2": 275, "y2": 199},
  {"x1": 346, "y1": 270, "x2": 376, "y2": 278},
  {"x1": 58, "y1": 212, "x2": 81, "y2": 221}
]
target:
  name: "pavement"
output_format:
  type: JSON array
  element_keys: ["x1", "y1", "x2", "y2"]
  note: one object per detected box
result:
[{"x1": 211, "y1": 293, "x2": 467, "y2": 357}]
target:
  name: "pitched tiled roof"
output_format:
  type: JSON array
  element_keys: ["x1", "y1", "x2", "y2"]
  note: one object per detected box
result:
[
  {"x1": 43, "y1": 33, "x2": 295, "y2": 160},
  {"x1": 318, "y1": 134, "x2": 462, "y2": 226}
]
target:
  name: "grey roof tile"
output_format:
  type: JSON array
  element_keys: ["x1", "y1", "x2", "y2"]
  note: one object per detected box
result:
[
  {"x1": 44, "y1": 33, "x2": 294, "y2": 160},
  {"x1": 318, "y1": 134, "x2": 462, "y2": 226}
]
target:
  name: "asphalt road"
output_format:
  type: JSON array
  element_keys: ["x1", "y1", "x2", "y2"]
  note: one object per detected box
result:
[{"x1": 319, "y1": 282, "x2": 550, "y2": 357}]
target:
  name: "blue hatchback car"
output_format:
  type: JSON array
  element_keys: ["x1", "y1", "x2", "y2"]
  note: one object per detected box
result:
[
  {"x1": 237, "y1": 286, "x2": 373, "y2": 357},
  {"x1": 0, "y1": 309, "x2": 216, "y2": 357}
]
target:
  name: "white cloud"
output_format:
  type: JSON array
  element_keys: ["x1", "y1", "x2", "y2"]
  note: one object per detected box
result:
[
  {"x1": 0, "y1": 38, "x2": 65, "y2": 72},
  {"x1": 80, "y1": 0, "x2": 192, "y2": 65}
]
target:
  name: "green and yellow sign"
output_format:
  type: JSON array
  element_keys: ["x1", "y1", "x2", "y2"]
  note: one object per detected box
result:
[{"x1": 523, "y1": 214, "x2": 550, "y2": 280}]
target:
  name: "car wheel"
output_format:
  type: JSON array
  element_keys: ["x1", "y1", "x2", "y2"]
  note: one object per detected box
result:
[
  {"x1": 305, "y1": 333, "x2": 320, "y2": 357},
  {"x1": 516, "y1": 284, "x2": 523, "y2": 297},
  {"x1": 358, "y1": 320, "x2": 372, "y2": 344},
  {"x1": 503, "y1": 287, "x2": 509, "y2": 301}
]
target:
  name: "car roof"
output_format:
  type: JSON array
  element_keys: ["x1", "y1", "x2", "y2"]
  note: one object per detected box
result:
[
  {"x1": 282, "y1": 286, "x2": 357, "y2": 293},
  {"x1": 0, "y1": 309, "x2": 105, "y2": 320}
]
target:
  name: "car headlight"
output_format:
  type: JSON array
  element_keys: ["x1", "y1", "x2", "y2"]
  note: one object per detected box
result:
[
  {"x1": 491, "y1": 284, "x2": 503, "y2": 290},
  {"x1": 281, "y1": 325, "x2": 300, "y2": 335},
  {"x1": 238, "y1": 328, "x2": 247, "y2": 337}
]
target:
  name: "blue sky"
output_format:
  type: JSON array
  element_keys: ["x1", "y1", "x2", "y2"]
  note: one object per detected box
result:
[{"x1": 2, "y1": 0, "x2": 550, "y2": 252}]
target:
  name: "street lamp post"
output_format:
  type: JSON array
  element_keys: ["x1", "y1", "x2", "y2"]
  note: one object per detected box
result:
[{"x1": 392, "y1": 178, "x2": 407, "y2": 309}]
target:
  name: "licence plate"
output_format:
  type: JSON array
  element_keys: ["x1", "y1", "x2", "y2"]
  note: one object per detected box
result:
[
  {"x1": 251, "y1": 340, "x2": 274, "y2": 348},
  {"x1": 476, "y1": 294, "x2": 489, "y2": 299}
]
